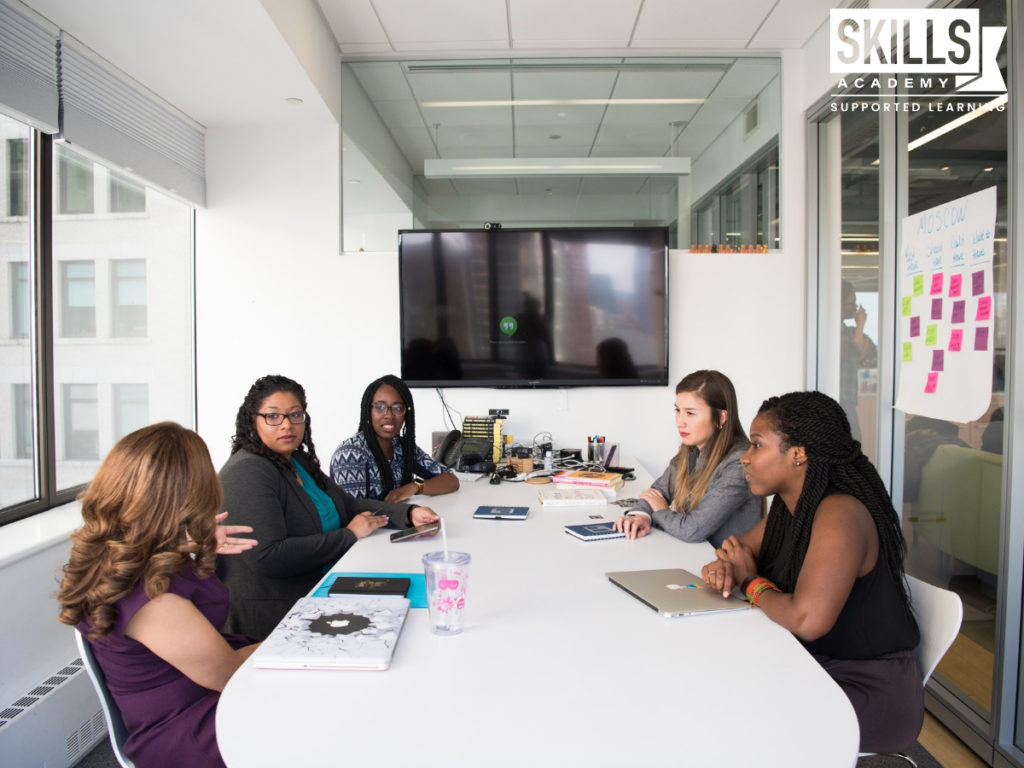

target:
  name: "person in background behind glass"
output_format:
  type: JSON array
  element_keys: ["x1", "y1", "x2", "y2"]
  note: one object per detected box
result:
[{"x1": 840, "y1": 279, "x2": 878, "y2": 442}]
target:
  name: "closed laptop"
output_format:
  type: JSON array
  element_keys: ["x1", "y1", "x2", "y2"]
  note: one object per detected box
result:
[{"x1": 605, "y1": 568, "x2": 750, "y2": 618}]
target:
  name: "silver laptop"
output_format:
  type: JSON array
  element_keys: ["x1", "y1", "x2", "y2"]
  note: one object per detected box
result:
[{"x1": 605, "y1": 568, "x2": 750, "y2": 617}]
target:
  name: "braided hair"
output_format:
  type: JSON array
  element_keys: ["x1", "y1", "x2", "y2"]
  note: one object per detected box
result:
[
  {"x1": 231, "y1": 374, "x2": 330, "y2": 492},
  {"x1": 357, "y1": 375, "x2": 417, "y2": 497},
  {"x1": 757, "y1": 391, "x2": 911, "y2": 613}
]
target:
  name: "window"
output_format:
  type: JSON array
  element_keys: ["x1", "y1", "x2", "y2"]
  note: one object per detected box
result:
[
  {"x1": 57, "y1": 145, "x2": 94, "y2": 214},
  {"x1": 62, "y1": 383, "x2": 98, "y2": 461},
  {"x1": 111, "y1": 259, "x2": 147, "y2": 337},
  {"x1": 13, "y1": 383, "x2": 33, "y2": 460},
  {"x1": 60, "y1": 261, "x2": 96, "y2": 337},
  {"x1": 6, "y1": 138, "x2": 27, "y2": 217},
  {"x1": 9, "y1": 261, "x2": 30, "y2": 339},
  {"x1": 113, "y1": 383, "x2": 149, "y2": 440},
  {"x1": 109, "y1": 173, "x2": 145, "y2": 213}
]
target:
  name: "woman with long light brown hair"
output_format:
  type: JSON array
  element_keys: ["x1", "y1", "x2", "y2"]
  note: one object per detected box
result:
[
  {"x1": 58, "y1": 422, "x2": 258, "y2": 768},
  {"x1": 613, "y1": 369, "x2": 762, "y2": 547}
]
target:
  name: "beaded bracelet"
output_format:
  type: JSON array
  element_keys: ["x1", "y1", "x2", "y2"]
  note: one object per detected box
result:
[{"x1": 744, "y1": 576, "x2": 780, "y2": 607}]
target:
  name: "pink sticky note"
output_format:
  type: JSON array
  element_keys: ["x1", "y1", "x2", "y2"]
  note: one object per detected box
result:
[
  {"x1": 975, "y1": 327, "x2": 989, "y2": 351},
  {"x1": 951, "y1": 300, "x2": 965, "y2": 324},
  {"x1": 976, "y1": 295, "x2": 992, "y2": 321},
  {"x1": 931, "y1": 298, "x2": 943, "y2": 320},
  {"x1": 949, "y1": 329, "x2": 963, "y2": 351},
  {"x1": 930, "y1": 273, "x2": 943, "y2": 295},
  {"x1": 972, "y1": 271, "x2": 985, "y2": 296},
  {"x1": 925, "y1": 372, "x2": 939, "y2": 394},
  {"x1": 909, "y1": 316, "x2": 920, "y2": 337},
  {"x1": 949, "y1": 274, "x2": 962, "y2": 297},
  {"x1": 931, "y1": 350, "x2": 944, "y2": 371}
]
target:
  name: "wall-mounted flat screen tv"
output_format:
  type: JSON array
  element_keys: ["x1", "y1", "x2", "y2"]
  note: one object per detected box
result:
[{"x1": 398, "y1": 227, "x2": 669, "y2": 388}]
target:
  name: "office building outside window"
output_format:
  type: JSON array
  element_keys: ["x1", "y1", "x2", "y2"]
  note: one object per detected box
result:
[
  {"x1": 6, "y1": 137, "x2": 27, "y2": 217},
  {"x1": 57, "y1": 146, "x2": 94, "y2": 215},
  {"x1": 9, "y1": 261, "x2": 29, "y2": 339},
  {"x1": 109, "y1": 173, "x2": 145, "y2": 214},
  {"x1": 62, "y1": 383, "x2": 98, "y2": 461},
  {"x1": 60, "y1": 261, "x2": 96, "y2": 337},
  {"x1": 111, "y1": 259, "x2": 147, "y2": 337},
  {"x1": 13, "y1": 383, "x2": 33, "y2": 460},
  {"x1": 113, "y1": 383, "x2": 149, "y2": 440}
]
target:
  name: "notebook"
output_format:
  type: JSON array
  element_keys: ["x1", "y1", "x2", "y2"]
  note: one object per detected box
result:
[
  {"x1": 605, "y1": 568, "x2": 750, "y2": 618},
  {"x1": 565, "y1": 522, "x2": 625, "y2": 541},
  {"x1": 473, "y1": 505, "x2": 529, "y2": 520},
  {"x1": 252, "y1": 596, "x2": 410, "y2": 671}
]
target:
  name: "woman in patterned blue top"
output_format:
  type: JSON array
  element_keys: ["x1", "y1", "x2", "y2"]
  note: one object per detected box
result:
[{"x1": 331, "y1": 375, "x2": 459, "y2": 502}]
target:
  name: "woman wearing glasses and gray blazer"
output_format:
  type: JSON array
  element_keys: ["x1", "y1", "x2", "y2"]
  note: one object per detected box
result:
[
  {"x1": 216, "y1": 374, "x2": 439, "y2": 640},
  {"x1": 330, "y1": 374, "x2": 459, "y2": 502}
]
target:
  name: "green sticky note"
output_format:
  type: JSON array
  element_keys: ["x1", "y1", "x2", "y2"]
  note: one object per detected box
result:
[
  {"x1": 913, "y1": 275, "x2": 924, "y2": 296},
  {"x1": 925, "y1": 324, "x2": 938, "y2": 346},
  {"x1": 902, "y1": 342, "x2": 913, "y2": 362},
  {"x1": 901, "y1": 296, "x2": 912, "y2": 317}
]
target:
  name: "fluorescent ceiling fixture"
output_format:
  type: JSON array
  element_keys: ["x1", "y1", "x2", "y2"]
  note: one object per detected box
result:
[
  {"x1": 425, "y1": 157, "x2": 691, "y2": 177},
  {"x1": 908, "y1": 94, "x2": 1008, "y2": 152},
  {"x1": 422, "y1": 98, "x2": 706, "y2": 108}
]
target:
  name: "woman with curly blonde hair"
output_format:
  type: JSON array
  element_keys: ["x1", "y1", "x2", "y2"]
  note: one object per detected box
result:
[{"x1": 58, "y1": 422, "x2": 258, "y2": 768}]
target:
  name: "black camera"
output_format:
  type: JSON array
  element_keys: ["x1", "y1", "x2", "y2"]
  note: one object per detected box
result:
[{"x1": 483, "y1": 222, "x2": 502, "y2": 230}]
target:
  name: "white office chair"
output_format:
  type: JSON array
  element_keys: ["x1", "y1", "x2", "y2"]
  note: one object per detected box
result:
[
  {"x1": 75, "y1": 629, "x2": 136, "y2": 768},
  {"x1": 859, "y1": 574, "x2": 963, "y2": 767}
]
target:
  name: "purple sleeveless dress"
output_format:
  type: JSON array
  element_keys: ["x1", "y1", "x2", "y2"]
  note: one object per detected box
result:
[{"x1": 77, "y1": 568, "x2": 253, "y2": 768}]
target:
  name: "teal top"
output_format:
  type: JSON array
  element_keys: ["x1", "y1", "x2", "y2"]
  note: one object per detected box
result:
[{"x1": 291, "y1": 457, "x2": 341, "y2": 533}]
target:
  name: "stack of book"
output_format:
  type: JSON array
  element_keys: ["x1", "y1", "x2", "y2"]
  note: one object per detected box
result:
[
  {"x1": 462, "y1": 415, "x2": 504, "y2": 463},
  {"x1": 552, "y1": 469, "x2": 623, "y2": 499},
  {"x1": 538, "y1": 486, "x2": 608, "y2": 507}
]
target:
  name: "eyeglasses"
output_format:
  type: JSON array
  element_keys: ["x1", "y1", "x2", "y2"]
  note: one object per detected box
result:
[
  {"x1": 256, "y1": 411, "x2": 307, "y2": 426},
  {"x1": 371, "y1": 401, "x2": 408, "y2": 417}
]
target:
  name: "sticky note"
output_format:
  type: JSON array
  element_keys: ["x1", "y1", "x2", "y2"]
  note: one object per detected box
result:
[
  {"x1": 976, "y1": 295, "x2": 992, "y2": 321},
  {"x1": 909, "y1": 316, "x2": 920, "y2": 337},
  {"x1": 925, "y1": 324, "x2": 938, "y2": 346},
  {"x1": 930, "y1": 273, "x2": 943, "y2": 295},
  {"x1": 975, "y1": 327, "x2": 989, "y2": 351},
  {"x1": 949, "y1": 329, "x2": 963, "y2": 352},
  {"x1": 901, "y1": 297, "x2": 913, "y2": 317},
  {"x1": 951, "y1": 300, "x2": 965, "y2": 324},
  {"x1": 931, "y1": 350, "x2": 944, "y2": 371},
  {"x1": 972, "y1": 271, "x2": 984, "y2": 296},
  {"x1": 902, "y1": 342, "x2": 913, "y2": 362},
  {"x1": 913, "y1": 274, "x2": 924, "y2": 296},
  {"x1": 925, "y1": 372, "x2": 939, "y2": 394},
  {"x1": 949, "y1": 274, "x2": 962, "y2": 297},
  {"x1": 931, "y1": 298, "x2": 943, "y2": 320}
]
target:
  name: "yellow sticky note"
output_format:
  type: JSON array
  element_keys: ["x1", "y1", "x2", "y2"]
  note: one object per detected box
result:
[
  {"x1": 902, "y1": 342, "x2": 913, "y2": 362},
  {"x1": 913, "y1": 275, "x2": 924, "y2": 296},
  {"x1": 901, "y1": 296, "x2": 912, "y2": 317},
  {"x1": 925, "y1": 324, "x2": 938, "y2": 346}
]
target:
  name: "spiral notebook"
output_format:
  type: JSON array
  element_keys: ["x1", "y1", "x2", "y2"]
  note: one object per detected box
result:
[{"x1": 252, "y1": 596, "x2": 410, "y2": 671}]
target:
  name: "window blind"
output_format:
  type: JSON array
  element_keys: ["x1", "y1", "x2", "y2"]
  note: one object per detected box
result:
[
  {"x1": 0, "y1": 0, "x2": 59, "y2": 133},
  {"x1": 58, "y1": 34, "x2": 206, "y2": 206}
]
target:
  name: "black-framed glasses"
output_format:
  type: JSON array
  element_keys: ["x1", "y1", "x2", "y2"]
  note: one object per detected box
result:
[
  {"x1": 371, "y1": 401, "x2": 408, "y2": 417},
  {"x1": 256, "y1": 411, "x2": 307, "y2": 426}
]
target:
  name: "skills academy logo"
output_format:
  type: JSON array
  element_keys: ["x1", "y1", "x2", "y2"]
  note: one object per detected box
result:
[{"x1": 827, "y1": 8, "x2": 1007, "y2": 114}]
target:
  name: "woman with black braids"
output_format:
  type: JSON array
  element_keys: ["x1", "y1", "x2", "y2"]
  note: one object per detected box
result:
[
  {"x1": 702, "y1": 390, "x2": 922, "y2": 753},
  {"x1": 330, "y1": 374, "x2": 458, "y2": 502},
  {"x1": 216, "y1": 375, "x2": 439, "y2": 639}
]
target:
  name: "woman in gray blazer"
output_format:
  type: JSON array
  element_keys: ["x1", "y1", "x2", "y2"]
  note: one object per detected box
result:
[
  {"x1": 613, "y1": 369, "x2": 762, "y2": 548},
  {"x1": 216, "y1": 375, "x2": 439, "y2": 639}
]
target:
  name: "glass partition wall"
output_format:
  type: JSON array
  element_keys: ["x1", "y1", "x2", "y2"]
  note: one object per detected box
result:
[{"x1": 809, "y1": 1, "x2": 1017, "y2": 763}]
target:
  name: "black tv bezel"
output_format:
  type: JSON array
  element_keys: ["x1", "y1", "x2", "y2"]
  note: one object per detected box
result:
[{"x1": 397, "y1": 226, "x2": 670, "y2": 390}]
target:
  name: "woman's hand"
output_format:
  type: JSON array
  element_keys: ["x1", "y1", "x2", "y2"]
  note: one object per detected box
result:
[
  {"x1": 347, "y1": 511, "x2": 390, "y2": 538},
  {"x1": 384, "y1": 483, "x2": 417, "y2": 503},
  {"x1": 638, "y1": 488, "x2": 669, "y2": 511},
  {"x1": 214, "y1": 512, "x2": 258, "y2": 555},
  {"x1": 613, "y1": 514, "x2": 651, "y2": 539},
  {"x1": 708, "y1": 535, "x2": 758, "y2": 597},
  {"x1": 410, "y1": 506, "x2": 440, "y2": 530}
]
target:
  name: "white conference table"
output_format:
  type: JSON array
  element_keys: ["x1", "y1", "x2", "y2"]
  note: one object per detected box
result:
[{"x1": 218, "y1": 466, "x2": 858, "y2": 767}]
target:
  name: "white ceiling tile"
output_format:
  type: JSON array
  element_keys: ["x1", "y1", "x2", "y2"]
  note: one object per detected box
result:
[
  {"x1": 710, "y1": 61, "x2": 779, "y2": 99},
  {"x1": 451, "y1": 179, "x2": 520, "y2": 195},
  {"x1": 579, "y1": 177, "x2": 648, "y2": 194},
  {"x1": 628, "y1": 38, "x2": 752, "y2": 49},
  {"x1": 509, "y1": 0, "x2": 641, "y2": 45},
  {"x1": 633, "y1": 0, "x2": 776, "y2": 45},
  {"x1": 317, "y1": 0, "x2": 389, "y2": 46},
  {"x1": 512, "y1": 71, "x2": 617, "y2": 100},
  {"x1": 511, "y1": 104, "x2": 606, "y2": 128},
  {"x1": 601, "y1": 103, "x2": 702, "y2": 129},
  {"x1": 751, "y1": 0, "x2": 833, "y2": 48},
  {"x1": 408, "y1": 70, "x2": 511, "y2": 104},
  {"x1": 611, "y1": 70, "x2": 725, "y2": 100},
  {"x1": 372, "y1": 99, "x2": 424, "y2": 128},
  {"x1": 372, "y1": 0, "x2": 508, "y2": 47}
]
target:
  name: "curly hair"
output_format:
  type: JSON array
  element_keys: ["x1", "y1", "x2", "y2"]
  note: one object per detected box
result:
[
  {"x1": 756, "y1": 391, "x2": 911, "y2": 613},
  {"x1": 57, "y1": 422, "x2": 221, "y2": 639},
  {"x1": 670, "y1": 370, "x2": 750, "y2": 513},
  {"x1": 357, "y1": 374, "x2": 417, "y2": 497},
  {"x1": 230, "y1": 374, "x2": 330, "y2": 492}
]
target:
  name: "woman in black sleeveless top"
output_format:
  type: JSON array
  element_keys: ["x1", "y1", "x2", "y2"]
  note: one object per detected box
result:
[{"x1": 701, "y1": 391, "x2": 922, "y2": 753}]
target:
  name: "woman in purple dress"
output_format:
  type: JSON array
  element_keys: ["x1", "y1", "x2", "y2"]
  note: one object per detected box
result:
[{"x1": 58, "y1": 422, "x2": 259, "y2": 768}]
